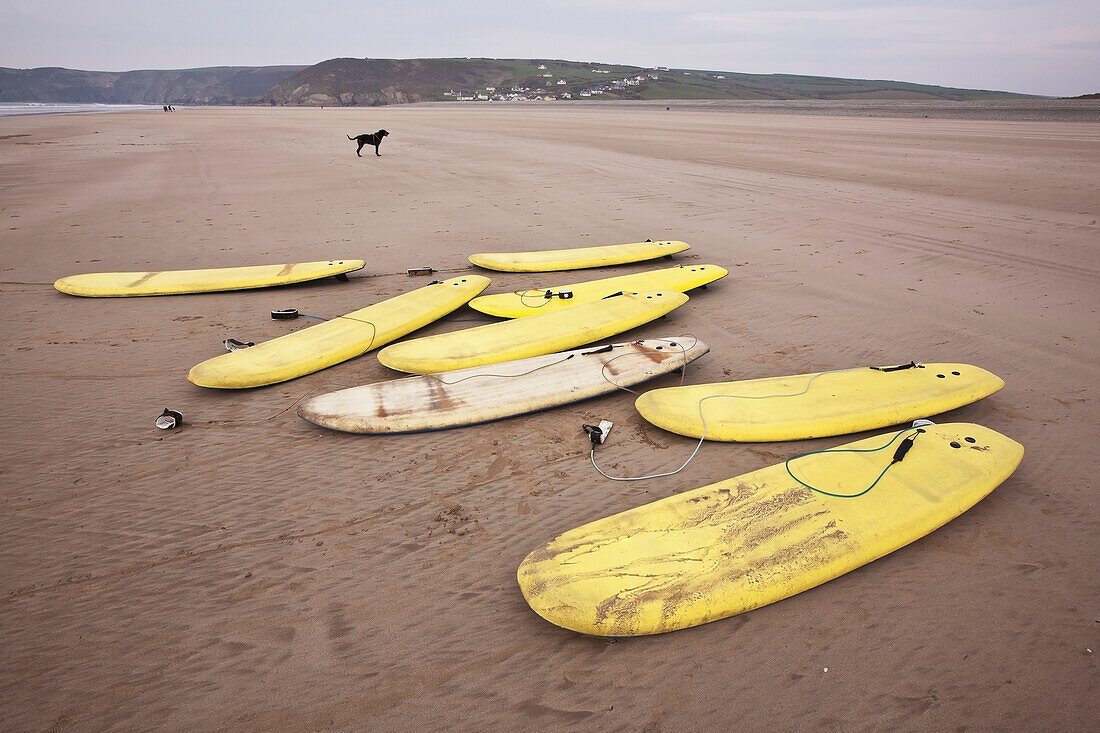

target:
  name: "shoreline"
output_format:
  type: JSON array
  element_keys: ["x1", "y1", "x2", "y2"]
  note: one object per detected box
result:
[
  {"x1": 408, "y1": 97, "x2": 1100, "y2": 122},
  {"x1": 0, "y1": 102, "x2": 163, "y2": 118},
  {"x1": 3, "y1": 97, "x2": 1099, "y2": 122}
]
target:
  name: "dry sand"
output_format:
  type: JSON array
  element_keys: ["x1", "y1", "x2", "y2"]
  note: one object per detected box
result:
[{"x1": 1, "y1": 102, "x2": 1097, "y2": 731}]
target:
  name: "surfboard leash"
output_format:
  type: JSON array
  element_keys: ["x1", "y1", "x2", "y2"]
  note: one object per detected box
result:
[
  {"x1": 588, "y1": 431, "x2": 707, "y2": 482},
  {"x1": 784, "y1": 426, "x2": 926, "y2": 498},
  {"x1": 589, "y1": 338, "x2": 709, "y2": 482},
  {"x1": 422, "y1": 353, "x2": 578, "y2": 386},
  {"x1": 171, "y1": 380, "x2": 365, "y2": 430},
  {"x1": 667, "y1": 362, "x2": 926, "y2": 413},
  {"x1": 588, "y1": 358, "x2": 927, "y2": 484},
  {"x1": 515, "y1": 288, "x2": 574, "y2": 309},
  {"x1": 596, "y1": 335, "x2": 701, "y2": 395},
  {"x1": 590, "y1": 347, "x2": 806, "y2": 483}
]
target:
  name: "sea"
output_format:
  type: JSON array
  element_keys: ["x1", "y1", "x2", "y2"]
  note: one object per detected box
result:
[
  {"x1": 0, "y1": 102, "x2": 164, "y2": 117},
  {"x1": 549, "y1": 98, "x2": 1100, "y2": 122},
  {"x1": 2, "y1": 99, "x2": 1098, "y2": 122}
]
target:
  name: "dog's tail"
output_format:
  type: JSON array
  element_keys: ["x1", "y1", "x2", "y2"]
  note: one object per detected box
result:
[{"x1": 347, "y1": 134, "x2": 355, "y2": 140}]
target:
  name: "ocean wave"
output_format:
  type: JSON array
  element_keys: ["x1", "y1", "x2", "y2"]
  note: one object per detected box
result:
[{"x1": 0, "y1": 102, "x2": 164, "y2": 117}]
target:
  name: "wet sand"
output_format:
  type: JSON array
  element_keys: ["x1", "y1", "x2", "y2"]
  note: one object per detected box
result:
[{"x1": 1, "y1": 103, "x2": 1097, "y2": 730}]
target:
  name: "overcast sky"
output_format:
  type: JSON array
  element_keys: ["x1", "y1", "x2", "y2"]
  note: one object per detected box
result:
[{"x1": 1, "y1": 1, "x2": 1097, "y2": 97}]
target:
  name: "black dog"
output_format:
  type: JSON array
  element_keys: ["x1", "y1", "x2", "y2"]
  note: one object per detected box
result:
[{"x1": 348, "y1": 129, "x2": 389, "y2": 157}]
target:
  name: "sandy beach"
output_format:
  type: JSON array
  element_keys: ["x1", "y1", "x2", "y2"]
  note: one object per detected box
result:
[{"x1": 1, "y1": 102, "x2": 1096, "y2": 730}]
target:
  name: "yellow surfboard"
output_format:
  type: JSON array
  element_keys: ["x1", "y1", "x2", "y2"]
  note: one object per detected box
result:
[
  {"x1": 188, "y1": 276, "x2": 490, "y2": 389},
  {"x1": 468, "y1": 264, "x2": 727, "y2": 318},
  {"x1": 54, "y1": 259, "x2": 366, "y2": 297},
  {"x1": 377, "y1": 291, "x2": 689, "y2": 374},
  {"x1": 300, "y1": 336, "x2": 710, "y2": 434},
  {"x1": 635, "y1": 362, "x2": 1005, "y2": 442},
  {"x1": 518, "y1": 422, "x2": 1024, "y2": 636},
  {"x1": 468, "y1": 240, "x2": 690, "y2": 272}
]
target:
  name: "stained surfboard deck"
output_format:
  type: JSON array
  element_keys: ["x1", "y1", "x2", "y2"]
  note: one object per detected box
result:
[
  {"x1": 468, "y1": 240, "x2": 690, "y2": 272},
  {"x1": 299, "y1": 336, "x2": 710, "y2": 434},
  {"x1": 376, "y1": 290, "x2": 689, "y2": 374},
  {"x1": 635, "y1": 362, "x2": 1005, "y2": 442},
  {"x1": 187, "y1": 275, "x2": 490, "y2": 389},
  {"x1": 468, "y1": 264, "x2": 727, "y2": 318},
  {"x1": 518, "y1": 422, "x2": 1024, "y2": 636},
  {"x1": 54, "y1": 259, "x2": 367, "y2": 297}
]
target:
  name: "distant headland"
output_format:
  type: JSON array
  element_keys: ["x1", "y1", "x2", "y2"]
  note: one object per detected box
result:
[{"x1": 0, "y1": 57, "x2": 1043, "y2": 106}]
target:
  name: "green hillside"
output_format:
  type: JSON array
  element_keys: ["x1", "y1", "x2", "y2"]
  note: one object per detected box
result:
[
  {"x1": 264, "y1": 58, "x2": 1035, "y2": 105},
  {"x1": 2, "y1": 57, "x2": 1037, "y2": 106},
  {"x1": 0, "y1": 65, "x2": 308, "y2": 104}
]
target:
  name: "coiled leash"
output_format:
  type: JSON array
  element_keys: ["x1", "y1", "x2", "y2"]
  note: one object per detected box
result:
[{"x1": 785, "y1": 426, "x2": 927, "y2": 498}]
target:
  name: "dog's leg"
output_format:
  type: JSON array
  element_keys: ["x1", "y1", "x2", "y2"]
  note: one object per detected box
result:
[
  {"x1": 375, "y1": 143, "x2": 382, "y2": 157},
  {"x1": 356, "y1": 142, "x2": 364, "y2": 157}
]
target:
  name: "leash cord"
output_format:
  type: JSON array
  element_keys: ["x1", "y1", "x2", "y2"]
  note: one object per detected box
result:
[
  {"x1": 588, "y1": 336, "x2": 709, "y2": 481},
  {"x1": 785, "y1": 427, "x2": 922, "y2": 498}
]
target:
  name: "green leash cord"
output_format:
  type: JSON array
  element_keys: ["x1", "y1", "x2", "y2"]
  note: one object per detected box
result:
[{"x1": 785, "y1": 427, "x2": 925, "y2": 498}]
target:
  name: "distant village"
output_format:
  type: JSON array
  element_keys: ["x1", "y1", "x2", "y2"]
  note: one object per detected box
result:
[{"x1": 441, "y1": 64, "x2": 727, "y2": 102}]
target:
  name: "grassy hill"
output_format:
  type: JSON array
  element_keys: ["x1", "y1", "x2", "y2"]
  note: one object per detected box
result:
[
  {"x1": 264, "y1": 58, "x2": 1034, "y2": 105},
  {"x1": 0, "y1": 65, "x2": 308, "y2": 104},
  {"x1": 263, "y1": 58, "x2": 639, "y2": 105},
  {"x1": 633, "y1": 71, "x2": 1030, "y2": 101},
  {"x1": 2, "y1": 57, "x2": 1035, "y2": 106}
]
